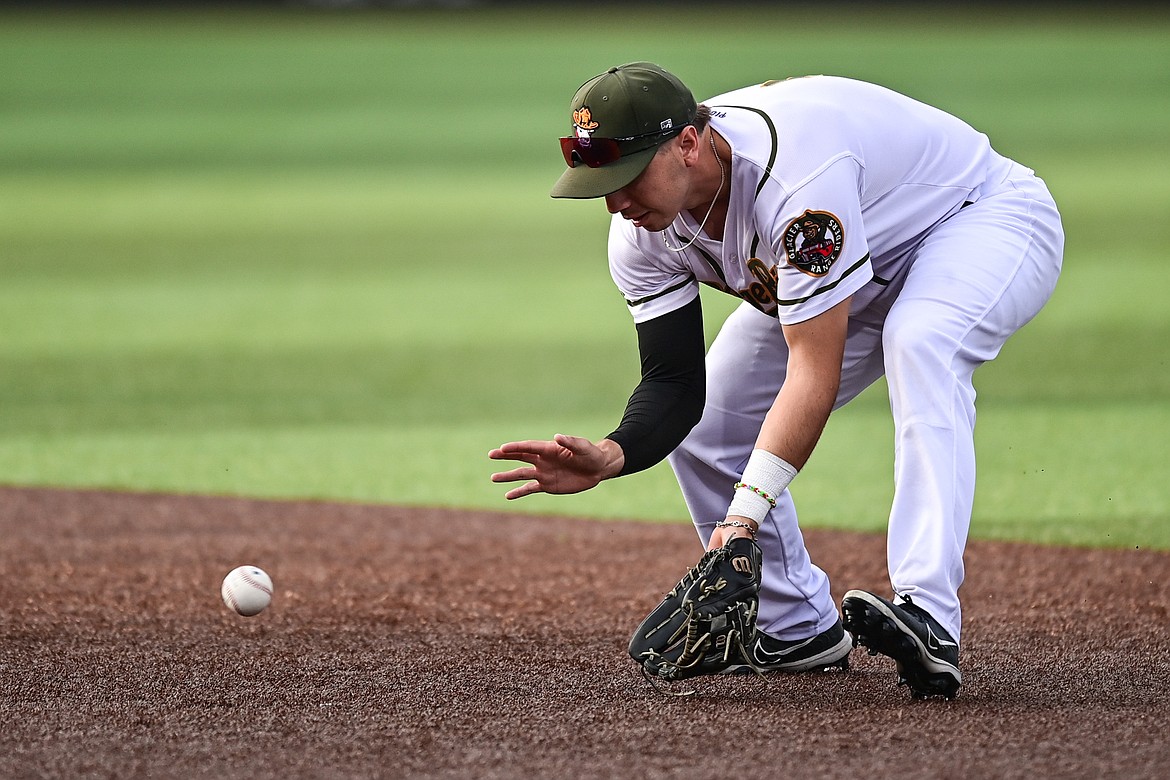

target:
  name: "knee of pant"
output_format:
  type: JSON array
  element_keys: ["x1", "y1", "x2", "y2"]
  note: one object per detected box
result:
[
  {"x1": 882, "y1": 316, "x2": 979, "y2": 423},
  {"x1": 670, "y1": 421, "x2": 753, "y2": 482},
  {"x1": 882, "y1": 315, "x2": 957, "y2": 378},
  {"x1": 669, "y1": 422, "x2": 719, "y2": 471}
]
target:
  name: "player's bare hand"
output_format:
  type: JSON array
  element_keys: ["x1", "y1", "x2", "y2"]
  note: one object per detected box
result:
[{"x1": 489, "y1": 434, "x2": 624, "y2": 500}]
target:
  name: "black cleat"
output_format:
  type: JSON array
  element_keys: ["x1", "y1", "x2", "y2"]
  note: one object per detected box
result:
[
  {"x1": 841, "y1": 590, "x2": 961, "y2": 700},
  {"x1": 724, "y1": 618, "x2": 852, "y2": 675}
]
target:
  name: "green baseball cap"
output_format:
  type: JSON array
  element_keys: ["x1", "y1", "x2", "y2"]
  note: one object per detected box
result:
[{"x1": 551, "y1": 62, "x2": 697, "y2": 200}]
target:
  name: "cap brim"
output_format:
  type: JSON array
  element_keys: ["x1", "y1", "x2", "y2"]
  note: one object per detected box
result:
[{"x1": 549, "y1": 146, "x2": 658, "y2": 199}]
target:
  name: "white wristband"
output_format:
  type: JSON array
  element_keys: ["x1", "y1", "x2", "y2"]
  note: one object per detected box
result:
[{"x1": 726, "y1": 449, "x2": 798, "y2": 524}]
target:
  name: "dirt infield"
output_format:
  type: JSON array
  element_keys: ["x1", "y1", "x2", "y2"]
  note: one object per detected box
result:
[{"x1": 2, "y1": 486, "x2": 1168, "y2": 779}]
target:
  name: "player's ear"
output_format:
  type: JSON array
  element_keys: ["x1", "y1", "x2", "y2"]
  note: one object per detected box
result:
[{"x1": 675, "y1": 125, "x2": 702, "y2": 166}]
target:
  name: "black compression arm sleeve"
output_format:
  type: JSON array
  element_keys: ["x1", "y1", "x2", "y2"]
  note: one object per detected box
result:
[{"x1": 607, "y1": 296, "x2": 706, "y2": 476}]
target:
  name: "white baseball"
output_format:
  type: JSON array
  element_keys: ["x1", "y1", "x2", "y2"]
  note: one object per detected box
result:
[{"x1": 221, "y1": 565, "x2": 273, "y2": 616}]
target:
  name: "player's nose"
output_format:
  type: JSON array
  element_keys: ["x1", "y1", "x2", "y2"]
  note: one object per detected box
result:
[{"x1": 604, "y1": 190, "x2": 630, "y2": 214}]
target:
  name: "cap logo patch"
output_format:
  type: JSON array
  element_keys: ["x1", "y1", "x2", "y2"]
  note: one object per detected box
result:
[
  {"x1": 783, "y1": 210, "x2": 844, "y2": 277},
  {"x1": 573, "y1": 107, "x2": 599, "y2": 139}
]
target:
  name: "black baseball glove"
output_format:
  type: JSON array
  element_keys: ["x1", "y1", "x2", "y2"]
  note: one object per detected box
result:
[{"x1": 628, "y1": 536, "x2": 763, "y2": 689}]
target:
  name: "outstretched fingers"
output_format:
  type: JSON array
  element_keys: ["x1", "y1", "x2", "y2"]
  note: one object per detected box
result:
[
  {"x1": 489, "y1": 465, "x2": 534, "y2": 484},
  {"x1": 488, "y1": 440, "x2": 557, "y2": 499},
  {"x1": 488, "y1": 434, "x2": 615, "y2": 499},
  {"x1": 503, "y1": 481, "x2": 543, "y2": 500},
  {"x1": 489, "y1": 439, "x2": 563, "y2": 462}
]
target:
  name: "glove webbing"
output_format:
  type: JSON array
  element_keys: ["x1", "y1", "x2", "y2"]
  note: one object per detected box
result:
[{"x1": 640, "y1": 600, "x2": 764, "y2": 696}]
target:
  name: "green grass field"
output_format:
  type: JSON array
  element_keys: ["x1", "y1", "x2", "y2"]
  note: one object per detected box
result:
[{"x1": 1, "y1": 5, "x2": 1167, "y2": 548}]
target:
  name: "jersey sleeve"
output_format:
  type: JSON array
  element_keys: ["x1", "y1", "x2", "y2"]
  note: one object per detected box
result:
[
  {"x1": 608, "y1": 217, "x2": 700, "y2": 324},
  {"x1": 760, "y1": 156, "x2": 873, "y2": 325}
]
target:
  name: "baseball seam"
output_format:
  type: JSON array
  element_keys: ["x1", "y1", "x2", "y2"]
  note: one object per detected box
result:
[{"x1": 237, "y1": 571, "x2": 273, "y2": 597}]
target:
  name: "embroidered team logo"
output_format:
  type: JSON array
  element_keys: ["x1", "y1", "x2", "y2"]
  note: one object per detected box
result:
[
  {"x1": 783, "y1": 210, "x2": 844, "y2": 277},
  {"x1": 572, "y1": 106, "x2": 599, "y2": 139}
]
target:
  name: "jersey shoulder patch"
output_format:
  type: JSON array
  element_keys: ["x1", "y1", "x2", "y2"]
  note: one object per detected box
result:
[{"x1": 782, "y1": 210, "x2": 844, "y2": 277}]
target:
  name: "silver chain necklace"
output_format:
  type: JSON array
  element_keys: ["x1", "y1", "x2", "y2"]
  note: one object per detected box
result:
[{"x1": 663, "y1": 132, "x2": 725, "y2": 253}]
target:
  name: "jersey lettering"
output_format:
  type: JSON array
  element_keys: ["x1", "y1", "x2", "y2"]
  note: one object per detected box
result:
[
  {"x1": 746, "y1": 257, "x2": 779, "y2": 310},
  {"x1": 694, "y1": 258, "x2": 779, "y2": 317}
]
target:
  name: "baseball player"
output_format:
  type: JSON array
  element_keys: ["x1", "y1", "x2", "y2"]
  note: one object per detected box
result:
[{"x1": 490, "y1": 63, "x2": 1063, "y2": 699}]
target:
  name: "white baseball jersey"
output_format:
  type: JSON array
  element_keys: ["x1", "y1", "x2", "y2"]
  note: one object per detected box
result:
[
  {"x1": 608, "y1": 75, "x2": 1019, "y2": 326},
  {"x1": 607, "y1": 74, "x2": 1064, "y2": 643}
]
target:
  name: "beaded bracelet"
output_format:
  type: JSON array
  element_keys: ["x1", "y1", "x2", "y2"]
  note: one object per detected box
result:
[
  {"x1": 734, "y1": 481, "x2": 778, "y2": 508},
  {"x1": 715, "y1": 519, "x2": 758, "y2": 539}
]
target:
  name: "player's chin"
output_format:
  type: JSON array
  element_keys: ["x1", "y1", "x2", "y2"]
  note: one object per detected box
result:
[{"x1": 631, "y1": 214, "x2": 671, "y2": 232}]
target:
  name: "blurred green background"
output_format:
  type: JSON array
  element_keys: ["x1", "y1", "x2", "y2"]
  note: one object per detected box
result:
[{"x1": 1, "y1": 4, "x2": 1167, "y2": 548}]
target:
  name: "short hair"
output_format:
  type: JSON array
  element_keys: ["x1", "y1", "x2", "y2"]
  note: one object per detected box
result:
[
  {"x1": 693, "y1": 104, "x2": 712, "y2": 133},
  {"x1": 652, "y1": 104, "x2": 714, "y2": 159}
]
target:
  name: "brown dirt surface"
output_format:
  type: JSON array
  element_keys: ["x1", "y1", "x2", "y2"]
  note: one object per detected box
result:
[{"x1": 2, "y1": 486, "x2": 1168, "y2": 779}]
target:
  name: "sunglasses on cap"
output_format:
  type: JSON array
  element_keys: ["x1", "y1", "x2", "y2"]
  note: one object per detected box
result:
[{"x1": 559, "y1": 125, "x2": 687, "y2": 169}]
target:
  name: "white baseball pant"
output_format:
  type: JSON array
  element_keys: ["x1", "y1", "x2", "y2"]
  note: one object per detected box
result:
[{"x1": 667, "y1": 166, "x2": 1064, "y2": 642}]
